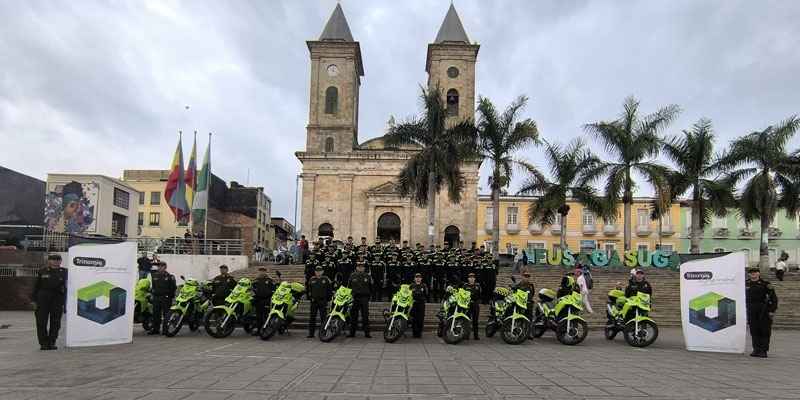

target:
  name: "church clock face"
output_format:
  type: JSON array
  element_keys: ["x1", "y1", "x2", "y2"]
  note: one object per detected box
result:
[
  {"x1": 326, "y1": 64, "x2": 339, "y2": 77},
  {"x1": 447, "y1": 66, "x2": 459, "y2": 78}
]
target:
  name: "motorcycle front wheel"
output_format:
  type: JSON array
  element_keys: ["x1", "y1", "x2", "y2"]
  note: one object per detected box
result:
[
  {"x1": 555, "y1": 319, "x2": 588, "y2": 345},
  {"x1": 442, "y1": 317, "x2": 469, "y2": 345},
  {"x1": 204, "y1": 309, "x2": 236, "y2": 338},
  {"x1": 604, "y1": 318, "x2": 617, "y2": 340},
  {"x1": 383, "y1": 317, "x2": 407, "y2": 343},
  {"x1": 318, "y1": 316, "x2": 344, "y2": 343},
  {"x1": 500, "y1": 319, "x2": 530, "y2": 345},
  {"x1": 163, "y1": 309, "x2": 184, "y2": 337},
  {"x1": 260, "y1": 318, "x2": 282, "y2": 341},
  {"x1": 623, "y1": 320, "x2": 658, "y2": 347}
]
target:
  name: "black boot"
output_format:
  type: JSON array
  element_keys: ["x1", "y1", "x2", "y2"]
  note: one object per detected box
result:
[
  {"x1": 49, "y1": 341, "x2": 58, "y2": 350},
  {"x1": 473, "y1": 331, "x2": 480, "y2": 340},
  {"x1": 364, "y1": 331, "x2": 372, "y2": 338},
  {"x1": 750, "y1": 350, "x2": 759, "y2": 357}
]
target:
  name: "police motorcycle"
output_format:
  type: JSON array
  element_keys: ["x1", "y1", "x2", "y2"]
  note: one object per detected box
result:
[
  {"x1": 163, "y1": 276, "x2": 212, "y2": 337},
  {"x1": 260, "y1": 270, "x2": 306, "y2": 341},
  {"x1": 204, "y1": 278, "x2": 258, "y2": 338},
  {"x1": 383, "y1": 278, "x2": 414, "y2": 343},
  {"x1": 531, "y1": 287, "x2": 588, "y2": 345},
  {"x1": 604, "y1": 290, "x2": 658, "y2": 347},
  {"x1": 437, "y1": 278, "x2": 472, "y2": 345},
  {"x1": 133, "y1": 279, "x2": 154, "y2": 332},
  {"x1": 485, "y1": 277, "x2": 531, "y2": 345},
  {"x1": 318, "y1": 273, "x2": 354, "y2": 343}
]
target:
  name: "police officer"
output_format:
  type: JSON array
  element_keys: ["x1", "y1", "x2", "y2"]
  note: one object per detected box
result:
[
  {"x1": 211, "y1": 265, "x2": 237, "y2": 306},
  {"x1": 746, "y1": 267, "x2": 778, "y2": 357},
  {"x1": 304, "y1": 252, "x2": 320, "y2": 297},
  {"x1": 513, "y1": 272, "x2": 536, "y2": 339},
  {"x1": 557, "y1": 271, "x2": 581, "y2": 298},
  {"x1": 446, "y1": 253, "x2": 459, "y2": 286},
  {"x1": 321, "y1": 254, "x2": 337, "y2": 281},
  {"x1": 461, "y1": 253, "x2": 475, "y2": 285},
  {"x1": 385, "y1": 253, "x2": 401, "y2": 299},
  {"x1": 463, "y1": 273, "x2": 482, "y2": 340},
  {"x1": 337, "y1": 251, "x2": 354, "y2": 284},
  {"x1": 432, "y1": 253, "x2": 447, "y2": 302},
  {"x1": 625, "y1": 270, "x2": 653, "y2": 298},
  {"x1": 409, "y1": 273, "x2": 428, "y2": 338},
  {"x1": 252, "y1": 267, "x2": 276, "y2": 334},
  {"x1": 307, "y1": 266, "x2": 333, "y2": 338},
  {"x1": 149, "y1": 261, "x2": 177, "y2": 335},
  {"x1": 369, "y1": 253, "x2": 386, "y2": 301},
  {"x1": 482, "y1": 254, "x2": 497, "y2": 304},
  {"x1": 348, "y1": 263, "x2": 373, "y2": 338},
  {"x1": 32, "y1": 254, "x2": 67, "y2": 350},
  {"x1": 401, "y1": 252, "x2": 416, "y2": 284},
  {"x1": 416, "y1": 252, "x2": 433, "y2": 301},
  {"x1": 371, "y1": 237, "x2": 384, "y2": 260}
]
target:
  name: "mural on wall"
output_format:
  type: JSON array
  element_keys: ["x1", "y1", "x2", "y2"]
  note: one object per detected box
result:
[{"x1": 45, "y1": 181, "x2": 98, "y2": 234}]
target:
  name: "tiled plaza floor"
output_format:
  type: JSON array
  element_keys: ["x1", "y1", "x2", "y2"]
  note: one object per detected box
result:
[{"x1": 1, "y1": 311, "x2": 799, "y2": 399}]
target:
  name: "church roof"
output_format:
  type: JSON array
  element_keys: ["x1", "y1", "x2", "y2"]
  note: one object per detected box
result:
[
  {"x1": 434, "y1": 3, "x2": 470, "y2": 44},
  {"x1": 319, "y1": 3, "x2": 354, "y2": 42}
]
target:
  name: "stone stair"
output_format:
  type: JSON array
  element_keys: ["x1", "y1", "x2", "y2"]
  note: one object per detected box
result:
[{"x1": 235, "y1": 262, "x2": 800, "y2": 331}]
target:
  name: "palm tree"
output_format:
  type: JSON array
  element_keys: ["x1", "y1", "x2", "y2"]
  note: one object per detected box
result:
[
  {"x1": 476, "y1": 95, "x2": 540, "y2": 261},
  {"x1": 716, "y1": 116, "x2": 800, "y2": 268},
  {"x1": 518, "y1": 138, "x2": 608, "y2": 251},
  {"x1": 584, "y1": 96, "x2": 681, "y2": 251},
  {"x1": 384, "y1": 84, "x2": 477, "y2": 247},
  {"x1": 661, "y1": 119, "x2": 735, "y2": 253}
]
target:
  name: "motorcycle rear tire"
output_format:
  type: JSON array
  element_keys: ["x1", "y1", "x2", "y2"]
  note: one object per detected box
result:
[
  {"x1": 242, "y1": 317, "x2": 256, "y2": 335},
  {"x1": 500, "y1": 319, "x2": 529, "y2": 345},
  {"x1": 383, "y1": 317, "x2": 407, "y2": 343},
  {"x1": 163, "y1": 309, "x2": 184, "y2": 337},
  {"x1": 485, "y1": 321, "x2": 499, "y2": 338},
  {"x1": 204, "y1": 309, "x2": 236, "y2": 338},
  {"x1": 260, "y1": 318, "x2": 281, "y2": 341},
  {"x1": 442, "y1": 317, "x2": 469, "y2": 345},
  {"x1": 141, "y1": 312, "x2": 153, "y2": 332},
  {"x1": 555, "y1": 319, "x2": 588, "y2": 345},
  {"x1": 604, "y1": 318, "x2": 617, "y2": 340},
  {"x1": 623, "y1": 320, "x2": 658, "y2": 347},
  {"x1": 318, "y1": 316, "x2": 344, "y2": 343},
  {"x1": 531, "y1": 319, "x2": 546, "y2": 338}
]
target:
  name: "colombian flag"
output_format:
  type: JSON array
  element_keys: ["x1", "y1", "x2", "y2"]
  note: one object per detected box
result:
[
  {"x1": 165, "y1": 136, "x2": 191, "y2": 222},
  {"x1": 184, "y1": 133, "x2": 197, "y2": 223}
]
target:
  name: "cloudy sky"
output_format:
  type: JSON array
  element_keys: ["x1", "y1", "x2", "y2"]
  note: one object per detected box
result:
[{"x1": 2, "y1": 0, "x2": 799, "y2": 231}]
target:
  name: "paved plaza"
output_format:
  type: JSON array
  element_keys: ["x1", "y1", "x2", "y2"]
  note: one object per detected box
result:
[{"x1": 1, "y1": 311, "x2": 800, "y2": 399}]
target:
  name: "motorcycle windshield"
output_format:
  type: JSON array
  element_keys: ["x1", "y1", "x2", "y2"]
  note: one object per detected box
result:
[{"x1": 335, "y1": 287, "x2": 352, "y2": 303}]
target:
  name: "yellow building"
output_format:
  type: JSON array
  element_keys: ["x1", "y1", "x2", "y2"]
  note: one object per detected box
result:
[
  {"x1": 122, "y1": 170, "x2": 190, "y2": 241},
  {"x1": 477, "y1": 195, "x2": 682, "y2": 256}
]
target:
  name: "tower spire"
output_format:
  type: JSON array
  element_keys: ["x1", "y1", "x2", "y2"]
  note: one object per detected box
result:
[
  {"x1": 319, "y1": 3, "x2": 354, "y2": 42},
  {"x1": 434, "y1": 3, "x2": 470, "y2": 44}
]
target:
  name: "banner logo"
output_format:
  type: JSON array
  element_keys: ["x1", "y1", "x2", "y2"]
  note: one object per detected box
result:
[
  {"x1": 684, "y1": 271, "x2": 713, "y2": 280},
  {"x1": 689, "y1": 292, "x2": 736, "y2": 332},
  {"x1": 73, "y1": 257, "x2": 106, "y2": 267},
  {"x1": 77, "y1": 281, "x2": 127, "y2": 324}
]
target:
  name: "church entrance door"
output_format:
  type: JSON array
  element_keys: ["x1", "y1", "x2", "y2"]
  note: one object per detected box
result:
[
  {"x1": 444, "y1": 225, "x2": 460, "y2": 248},
  {"x1": 377, "y1": 212, "x2": 401, "y2": 242}
]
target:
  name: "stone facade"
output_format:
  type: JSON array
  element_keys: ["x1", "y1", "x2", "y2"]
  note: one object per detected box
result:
[{"x1": 297, "y1": 5, "x2": 480, "y2": 246}]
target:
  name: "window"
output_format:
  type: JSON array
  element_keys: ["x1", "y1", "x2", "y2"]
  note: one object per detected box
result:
[
  {"x1": 527, "y1": 241, "x2": 545, "y2": 252},
  {"x1": 138, "y1": 191, "x2": 145, "y2": 205},
  {"x1": 485, "y1": 207, "x2": 493, "y2": 225},
  {"x1": 604, "y1": 243, "x2": 617, "y2": 252},
  {"x1": 325, "y1": 86, "x2": 338, "y2": 115},
  {"x1": 113, "y1": 188, "x2": 130, "y2": 210},
  {"x1": 325, "y1": 137, "x2": 334, "y2": 152},
  {"x1": 660, "y1": 243, "x2": 675, "y2": 252},
  {"x1": 738, "y1": 217, "x2": 750, "y2": 229},
  {"x1": 553, "y1": 214, "x2": 562, "y2": 227},
  {"x1": 713, "y1": 247, "x2": 725, "y2": 253},
  {"x1": 582, "y1": 209, "x2": 595, "y2": 226},
  {"x1": 636, "y1": 243, "x2": 650, "y2": 252},
  {"x1": 636, "y1": 209, "x2": 649, "y2": 226},
  {"x1": 660, "y1": 209, "x2": 672, "y2": 226},
  {"x1": 446, "y1": 89, "x2": 459, "y2": 116},
  {"x1": 712, "y1": 215, "x2": 727, "y2": 229},
  {"x1": 506, "y1": 242, "x2": 519, "y2": 255},
  {"x1": 507, "y1": 206, "x2": 518, "y2": 225},
  {"x1": 150, "y1": 191, "x2": 161, "y2": 205},
  {"x1": 740, "y1": 248, "x2": 752, "y2": 265},
  {"x1": 149, "y1": 212, "x2": 160, "y2": 226},
  {"x1": 484, "y1": 240, "x2": 495, "y2": 254},
  {"x1": 138, "y1": 212, "x2": 144, "y2": 226}
]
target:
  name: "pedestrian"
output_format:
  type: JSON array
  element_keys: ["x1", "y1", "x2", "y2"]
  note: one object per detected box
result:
[
  {"x1": 137, "y1": 251, "x2": 154, "y2": 280},
  {"x1": 521, "y1": 249, "x2": 529, "y2": 274},
  {"x1": 775, "y1": 257, "x2": 786, "y2": 281},
  {"x1": 32, "y1": 253, "x2": 67, "y2": 350},
  {"x1": 575, "y1": 268, "x2": 593, "y2": 314},
  {"x1": 299, "y1": 235, "x2": 309, "y2": 263},
  {"x1": 211, "y1": 265, "x2": 237, "y2": 306},
  {"x1": 745, "y1": 267, "x2": 778, "y2": 357},
  {"x1": 348, "y1": 263, "x2": 373, "y2": 338},
  {"x1": 409, "y1": 273, "x2": 428, "y2": 338},
  {"x1": 629, "y1": 266, "x2": 639, "y2": 284},
  {"x1": 512, "y1": 272, "x2": 535, "y2": 339},
  {"x1": 512, "y1": 251, "x2": 522, "y2": 275},
  {"x1": 307, "y1": 266, "x2": 333, "y2": 338},
  {"x1": 625, "y1": 270, "x2": 652, "y2": 298},
  {"x1": 183, "y1": 229, "x2": 192, "y2": 254},
  {"x1": 462, "y1": 273, "x2": 481, "y2": 340},
  {"x1": 254, "y1": 243, "x2": 263, "y2": 262},
  {"x1": 252, "y1": 267, "x2": 276, "y2": 335},
  {"x1": 148, "y1": 261, "x2": 177, "y2": 335}
]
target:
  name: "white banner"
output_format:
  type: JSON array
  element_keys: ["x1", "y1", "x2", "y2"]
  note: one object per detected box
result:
[
  {"x1": 680, "y1": 252, "x2": 746, "y2": 353},
  {"x1": 66, "y1": 242, "x2": 137, "y2": 347}
]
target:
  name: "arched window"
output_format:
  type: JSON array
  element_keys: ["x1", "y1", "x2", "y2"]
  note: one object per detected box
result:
[
  {"x1": 325, "y1": 86, "x2": 338, "y2": 115},
  {"x1": 325, "y1": 137, "x2": 334, "y2": 152},
  {"x1": 318, "y1": 223, "x2": 334, "y2": 238},
  {"x1": 446, "y1": 89, "x2": 459, "y2": 116}
]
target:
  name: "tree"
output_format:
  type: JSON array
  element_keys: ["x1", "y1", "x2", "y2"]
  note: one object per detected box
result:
[
  {"x1": 716, "y1": 116, "x2": 800, "y2": 268},
  {"x1": 518, "y1": 138, "x2": 607, "y2": 251},
  {"x1": 384, "y1": 84, "x2": 477, "y2": 246},
  {"x1": 476, "y1": 95, "x2": 540, "y2": 261},
  {"x1": 661, "y1": 119, "x2": 735, "y2": 253},
  {"x1": 584, "y1": 96, "x2": 681, "y2": 251}
]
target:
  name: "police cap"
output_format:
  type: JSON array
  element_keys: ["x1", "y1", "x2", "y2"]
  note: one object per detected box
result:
[
  {"x1": 315, "y1": 266, "x2": 323, "y2": 271},
  {"x1": 468, "y1": 273, "x2": 476, "y2": 277},
  {"x1": 48, "y1": 253, "x2": 62, "y2": 260},
  {"x1": 414, "y1": 273, "x2": 422, "y2": 277},
  {"x1": 747, "y1": 267, "x2": 760, "y2": 273}
]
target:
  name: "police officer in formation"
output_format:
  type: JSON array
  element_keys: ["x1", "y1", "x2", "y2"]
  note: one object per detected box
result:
[
  {"x1": 432, "y1": 252, "x2": 447, "y2": 302},
  {"x1": 307, "y1": 266, "x2": 333, "y2": 338},
  {"x1": 348, "y1": 263, "x2": 373, "y2": 338},
  {"x1": 211, "y1": 265, "x2": 237, "y2": 306},
  {"x1": 252, "y1": 267, "x2": 276, "y2": 334},
  {"x1": 149, "y1": 261, "x2": 177, "y2": 335},
  {"x1": 304, "y1": 252, "x2": 320, "y2": 293},
  {"x1": 321, "y1": 254, "x2": 336, "y2": 281},
  {"x1": 401, "y1": 252, "x2": 416, "y2": 284},
  {"x1": 462, "y1": 273, "x2": 482, "y2": 340},
  {"x1": 32, "y1": 253, "x2": 68, "y2": 350},
  {"x1": 337, "y1": 250, "x2": 354, "y2": 284},
  {"x1": 408, "y1": 273, "x2": 428, "y2": 338},
  {"x1": 385, "y1": 253, "x2": 401, "y2": 299},
  {"x1": 745, "y1": 267, "x2": 778, "y2": 358},
  {"x1": 369, "y1": 253, "x2": 386, "y2": 301}
]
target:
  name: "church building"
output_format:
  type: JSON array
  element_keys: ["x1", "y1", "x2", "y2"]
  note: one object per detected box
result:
[{"x1": 296, "y1": 4, "x2": 480, "y2": 246}]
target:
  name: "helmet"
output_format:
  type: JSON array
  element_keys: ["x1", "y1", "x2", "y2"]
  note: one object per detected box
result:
[
  {"x1": 202, "y1": 281, "x2": 213, "y2": 291},
  {"x1": 238, "y1": 278, "x2": 251, "y2": 288},
  {"x1": 184, "y1": 278, "x2": 198, "y2": 287}
]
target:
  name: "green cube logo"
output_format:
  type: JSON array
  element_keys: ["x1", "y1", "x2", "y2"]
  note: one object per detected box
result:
[
  {"x1": 77, "y1": 281, "x2": 126, "y2": 324},
  {"x1": 689, "y1": 292, "x2": 736, "y2": 332}
]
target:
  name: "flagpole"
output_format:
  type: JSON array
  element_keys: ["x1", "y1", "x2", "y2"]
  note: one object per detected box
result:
[
  {"x1": 204, "y1": 132, "x2": 211, "y2": 252},
  {"x1": 175, "y1": 131, "x2": 181, "y2": 254}
]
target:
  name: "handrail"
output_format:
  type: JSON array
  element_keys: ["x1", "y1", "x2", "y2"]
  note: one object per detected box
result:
[{"x1": 23, "y1": 234, "x2": 245, "y2": 256}]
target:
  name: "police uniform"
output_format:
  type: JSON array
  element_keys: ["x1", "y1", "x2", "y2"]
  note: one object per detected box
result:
[
  {"x1": 32, "y1": 260, "x2": 67, "y2": 349},
  {"x1": 746, "y1": 273, "x2": 778, "y2": 357},
  {"x1": 212, "y1": 273, "x2": 237, "y2": 305},
  {"x1": 307, "y1": 272, "x2": 333, "y2": 337},
  {"x1": 150, "y1": 269, "x2": 177, "y2": 334},
  {"x1": 482, "y1": 258, "x2": 497, "y2": 304},
  {"x1": 463, "y1": 277, "x2": 482, "y2": 339},
  {"x1": 304, "y1": 256, "x2": 320, "y2": 293},
  {"x1": 369, "y1": 257, "x2": 386, "y2": 301},
  {"x1": 513, "y1": 279, "x2": 536, "y2": 323},
  {"x1": 337, "y1": 255, "x2": 354, "y2": 284},
  {"x1": 401, "y1": 257, "x2": 416, "y2": 284},
  {"x1": 321, "y1": 257, "x2": 337, "y2": 281},
  {"x1": 252, "y1": 274, "x2": 276, "y2": 332},
  {"x1": 385, "y1": 257, "x2": 401, "y2": 298},
  {"x1": 432, "y1": 256, "x2": 447, "y2": 302},
  {"x1": 416, "y1": 256, "x2": 433, "y2": 300},
  {"x1": 409, "y1": 277, "x2": 428, "y2": 338},
  {"x1": 625, "y1": 279, "x2": 653, "y2": 298},
  {"x1": 348, "y1": 270, "x2": 373, "y2": 337}
]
